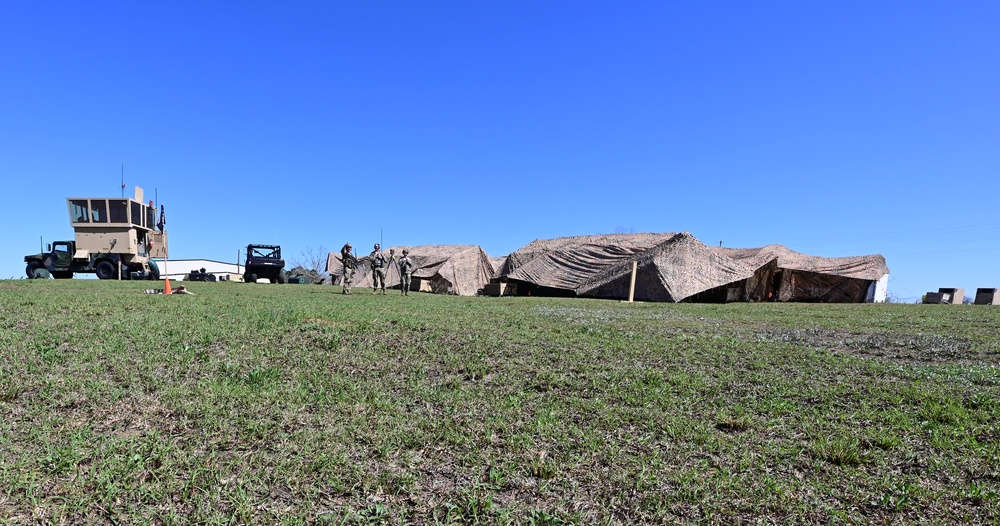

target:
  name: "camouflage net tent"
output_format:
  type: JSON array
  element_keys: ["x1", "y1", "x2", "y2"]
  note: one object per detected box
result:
[
  {"x1": 717, "y1": 244, "x2": 890, "y2": 303},
  {"x1": 327, "y1": 245, "x2": 496, "y2": 296},
  {"x1": 495, "y1": 232, "x2": 889, "y2": 303},
  {"x1": 495, "y1": 233, "x2": 679, "y2": 296}
]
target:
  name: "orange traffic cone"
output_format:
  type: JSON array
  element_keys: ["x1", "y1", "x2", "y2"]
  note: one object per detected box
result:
[{"x1": 164, "y1": 276, "x2": 172, "y2": 295}]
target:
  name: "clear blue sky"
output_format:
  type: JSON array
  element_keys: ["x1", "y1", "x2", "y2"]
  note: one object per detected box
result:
[{"x1": 2, "y1": 2, "x2": 997, "y2": 301}]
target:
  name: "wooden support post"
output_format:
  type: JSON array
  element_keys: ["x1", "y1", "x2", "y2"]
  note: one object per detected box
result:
[{"x1": 627, "y1": 260, "x2": 637, "y2": 303}]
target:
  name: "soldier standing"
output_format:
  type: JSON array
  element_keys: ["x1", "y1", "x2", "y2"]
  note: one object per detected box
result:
[
  {"x1": 370, "y1": 243, "x2": 388, "y2": 294},
  {"x1": 398, "y1": 249, "x2": 414, "y2": 296},
  {"x1": 340, "y1": 243, "x2": 357, "y2": 294}
]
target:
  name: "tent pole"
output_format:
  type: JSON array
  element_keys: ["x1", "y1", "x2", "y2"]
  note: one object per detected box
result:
[{"x1": 627, "y1": 260, "x2": 638, "y2": 302}]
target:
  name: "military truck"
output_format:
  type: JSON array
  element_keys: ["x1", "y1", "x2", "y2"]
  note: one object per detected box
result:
[
  {"x1": 243, "y1": 244, "x2": 286, "y2": 284},
  {"x1": 24, "y1": 187, "x2": 168, "y2": 280}
]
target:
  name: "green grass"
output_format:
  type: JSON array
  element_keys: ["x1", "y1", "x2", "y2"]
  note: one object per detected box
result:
[{"x1": 1, "y1": 279, "x2": 999, "y2": 524}]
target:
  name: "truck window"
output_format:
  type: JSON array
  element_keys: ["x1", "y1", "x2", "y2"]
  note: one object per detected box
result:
[
  {"x1": 109, "y1": 200, "x2": 128, "y2": 223},
  {"x1": 90, "y1": 200, "x2": 108, "y2": 223},
  {"x1": 130, "y1": 201, "x2": 143, "y2": 227},
  {"x1": 53, "y1": 243, "x2": 71, "y2": 255},
  {"x1": 70, "y1": 200, "x2": 89, "y2": 223}
]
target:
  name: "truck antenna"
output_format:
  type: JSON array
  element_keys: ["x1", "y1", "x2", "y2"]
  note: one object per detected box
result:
[{"x1": 121, "y1": 164, "x2": 125, "y2": 198}]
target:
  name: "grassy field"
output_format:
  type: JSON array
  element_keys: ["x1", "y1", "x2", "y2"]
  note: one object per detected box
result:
[{"x1": 1, "y1": 279, "x2": 998, "y2": 525}]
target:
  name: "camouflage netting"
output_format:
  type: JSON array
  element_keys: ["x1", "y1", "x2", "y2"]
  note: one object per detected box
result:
[
  {"x1": 496, "y1": 233, "x2": 677, "y2": 291},
  {"x1": 718, "y1": 245, "x2": 890, "y2": 302},
  {"x1": 327, "y1": 245, "x2": 496, "y2": 296},
  {"x1": 495, "y1": 232, "x2": 890, "y2": 303},
  {"x1": 718, "y1": 244, "x2": 888, "y2": 280},
  {"x1": 580, "y1": 233, "x2": 764, "y2": 302},
  {"x1": 489, "y1": 256, "x2": 508, "y2": 275}
]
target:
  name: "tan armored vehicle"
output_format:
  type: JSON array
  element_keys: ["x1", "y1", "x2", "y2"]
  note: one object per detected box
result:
[{"x1": 24, "y1": 187, "x2": 168, "y2": 280}]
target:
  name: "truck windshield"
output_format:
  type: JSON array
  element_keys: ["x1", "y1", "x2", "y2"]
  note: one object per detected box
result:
[{"x1": 249, "y1": 247, "x2": 279, "y2": 258}]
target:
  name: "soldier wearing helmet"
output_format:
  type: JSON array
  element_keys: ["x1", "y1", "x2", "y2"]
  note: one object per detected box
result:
[
  {"x1": 398, "y1": 249, "x2": 414, "y2": 296},
  {"x1": 370, "y1": 243, "x2": 388, "y2": 294}
]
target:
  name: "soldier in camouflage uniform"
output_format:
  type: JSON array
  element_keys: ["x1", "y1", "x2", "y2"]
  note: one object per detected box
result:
[
  {"x1": 340, "y1": 243, "x2": 357, "y2": 294},
  {"x1": 370, "y1": 243, "x2": 388, "y2": 294},
  {"x1": 398, "y1": 249, "x2": 414, "y2": 296}
]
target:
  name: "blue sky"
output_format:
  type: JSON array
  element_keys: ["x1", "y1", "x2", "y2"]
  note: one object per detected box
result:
[{"x1": 2, "y1": 2, "x2": 997, "y2": 301}]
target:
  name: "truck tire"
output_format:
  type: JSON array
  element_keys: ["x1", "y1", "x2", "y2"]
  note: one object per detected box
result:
[
  {"x1": 277, "y1": 272, "x2": 286, "y2": 284},
  {"x1": 95, "y1": 261, "x2": 117, "y2": 280},
  {"x1": 26, "y1": 261, "x2": 43, "y2": 279},
  {"x1": 245, "y1": 273, "x2": 257, "y2": 283}
]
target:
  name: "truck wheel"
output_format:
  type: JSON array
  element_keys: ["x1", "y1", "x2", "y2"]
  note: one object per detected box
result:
[
  {"x1": 26, "y1": 261, "x2": 43, "y2": 279},
  {"x1": 95, "y1": 261, "x2": 117, "y2": 280},
  {"x1": 277, "y1": 272, "x2": 286, "y2": 284},
  {"x1": 246, "y1": 273, "x2": 257, "y2": 283}
]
